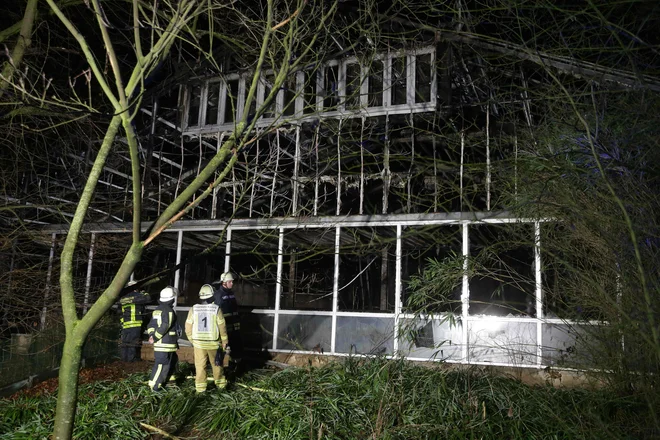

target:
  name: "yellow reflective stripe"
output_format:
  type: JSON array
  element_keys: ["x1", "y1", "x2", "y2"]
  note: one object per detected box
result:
[
  {"x1": 191, "y1": 340, "x2": 220, "y2": 350},
  {"x1": 154, "y1": 342, "x2": 177, "y2": 348},
  {"x1": 154, "y1": 331, "x2": 163, "y2": 339},
  {"x1": 149, "y1": 364, "x2": 163, "y2": 388},
  {"x1": 123, "y1": 322, "x2": 142, "y2": 329}
]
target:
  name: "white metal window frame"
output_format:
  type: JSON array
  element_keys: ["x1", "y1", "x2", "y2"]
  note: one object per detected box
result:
[
  {"x1": 61, "y1": 212, "x2": 610, "y2": 370},
  {"x1": 182, "y1": 46, "x2": 437, "y2": 134},
  {"x1": 138, "y1": 216, "x2": 600, "y2": 369}
]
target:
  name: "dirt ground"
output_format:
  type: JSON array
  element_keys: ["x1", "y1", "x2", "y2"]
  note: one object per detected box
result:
[{"x1": 9, "y1": 360, "x2": 152, "y2": 400}]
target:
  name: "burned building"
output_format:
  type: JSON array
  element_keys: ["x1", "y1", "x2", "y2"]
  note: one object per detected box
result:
[{"x1": 3, "y1": 1, "x2": 658, "y2": 373}]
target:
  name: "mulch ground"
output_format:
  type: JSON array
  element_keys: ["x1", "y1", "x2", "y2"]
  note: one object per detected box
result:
[{"x1": 10, "y1": 360, "x2": 152, "y2": 400}]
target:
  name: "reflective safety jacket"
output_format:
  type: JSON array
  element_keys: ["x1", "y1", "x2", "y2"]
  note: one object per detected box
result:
[
  {"x1": 213, "y1": 286, "x2": 240, "y2": 332},
  {"x1": 184, "y1": 301, "x2": 228, "y2": 350},
  {"x1": 147, "y1": 301, "x2": 179, "y2": 353},
  {"x1": 119, "y1": 290, "x2": 151, "y2": 329}
]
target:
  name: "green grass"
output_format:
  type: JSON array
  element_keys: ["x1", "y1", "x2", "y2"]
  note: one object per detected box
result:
[{"x1": 0, "y1": 357, "x2": 657, "y2": 439}]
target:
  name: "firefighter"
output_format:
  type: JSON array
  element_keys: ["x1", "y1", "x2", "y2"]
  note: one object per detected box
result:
[
  {"x1": 146, "y1": 286, "x2": 180, "y2": 392},
  {"x1": 119, "y1": 281, "x2": 151, "y2": 362},
  {"x1": 213, "y1": 272, "x2": 243, "y2": 370},
  {"x1": 185, "y1": 284, "x2": 229, "y2": 392}
]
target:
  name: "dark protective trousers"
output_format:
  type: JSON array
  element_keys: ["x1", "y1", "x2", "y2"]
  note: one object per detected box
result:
[
  {"x1": 120, "y1": 327, "x2": 143, "y2": 362},
  {"x1": 149, "y1": 351, "x2": 178, "y2": 391}
]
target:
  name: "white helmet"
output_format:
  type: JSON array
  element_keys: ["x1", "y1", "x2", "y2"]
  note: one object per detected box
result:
[
  {"x1": 199, "y1": 284, "x2": 214, "y2": 300},
  {"x1": 160, "y1": 286, "x2": 178, "y2": 302},
  {"x1": 221, "y1": 272, "x2": 234, "y2": 283},
  {"x1": 126, "y1": 280, "x2": 137, "y2": 287}
]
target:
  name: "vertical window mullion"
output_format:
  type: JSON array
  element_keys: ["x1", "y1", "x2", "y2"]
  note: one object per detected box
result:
[
  {"x1": 199, "y1": 82, "x2": 208, "y2": 127},
  {"x1": 393, "y1": 224, "x2": 402, "y2": 354},
  {"x1": 331, "y1": 226, "x2": 340, "y2": 354},
  {"x1": 256, "y1": 75, "x2": 265, "y2": 121},
  {"x1": 383, "y1": 54, "x2": 392, "y2": 107},
  {"x1": 535, "y1": 222, "x2": 543, "y2": 366},
  {"x1": 316, "y1": 67, "x2": 324, "y2": 113},
  {"x1": 174, "y1": 230, "x2": 183, "y2": 308},
  {"x1": 338, "y1": 60, "x2": 346, "y2": 113},
  {"x1": 182, "y1": 86, "x2": 190, "y2": 130},
  {"x1": 237, "y1": 75, "x2": 246, "y2": 121},
  {"x1": 430, "y1": 49, "x2": 437, "y2": 108},
  {"x1": 295, "y1": 71, "x2": 304, "y2": 117},
  {"x1": 276, "y1": 74, "x2": 284, "y2": 116},
  {"x1": 461, "y1": 223, "x2": 469, "y2": 362},
  {"x1": 407, "y1": 54, "x2": 416, "y2": 106},
  {"x1": 218, "y1": 80, "x2": 227, "y2": 125},
  {"x1": 273, "y1": 228, "x2": 284, "y2": 350},
  {"x1": 360, "y1": 62, "x2": 368, "y2": 108}
]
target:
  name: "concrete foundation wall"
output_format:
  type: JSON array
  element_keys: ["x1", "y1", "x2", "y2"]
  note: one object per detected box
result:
[{"x1": 140, "y1": 344, "x2": 601, "y2": 389}]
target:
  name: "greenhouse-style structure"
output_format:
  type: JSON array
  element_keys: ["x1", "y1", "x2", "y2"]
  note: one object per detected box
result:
[{"x1": 2, "y1": 2, "x2": 658, "y2": 391}]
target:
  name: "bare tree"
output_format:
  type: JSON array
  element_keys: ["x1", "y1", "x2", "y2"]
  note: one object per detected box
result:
[{"x1": 1, "y1": 0, "x2": 340, "y2": 437}]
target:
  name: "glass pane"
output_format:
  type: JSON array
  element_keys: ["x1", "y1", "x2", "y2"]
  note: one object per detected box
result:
[
  {"x1": 243, "y1": 77, "x2": 256, "y2": 120},
  {"x1": 230, "y1": 229, "x2": 280, "y2": 309},
  {"x1": 335, "y1": 316, "x2": 394, "y2": 355},
  {"x1": 469, "y1": 224, "x2": 535, "y2": 317},
  {"x1": 276, "y1": 314, "x2": 331, "y2": 351},
  {"x1": 391, "y1": 57, "x2": 407, "y2": 106},
  {"x1": 415, "y1": 53, "x2": 432, "y2": 103},
  {"x1": 468, "y1": 319, "x2": 537, "y2": 365},
  {"x1": 402, "y1": 225, "x2": 462, "y2": 314},
  {"x1": 542, "y1": 224, "x2": 610, "y2": 321},
  {"x1": 282, "y1": 75, "x2": 297, "y2": 117},
  {"x1": 244, "y1": 313, "x2": 274, "y2": 350},
  {"x1": 345, "y1": 63, "x2": 362, "y2": 110},
  {"x1": 205, "y1": 82, "x2": 221, "y2": 125},
  {"x1": 281, "y1": 228, "x2": 335, "y2": 311},
  {"x1": 262, "y1": 73, "x2": 276, "y2": 119},
  {"x1": 399, "y1": 317, "x2": 462, "y2": 361},
  {"x1": 224, "y1": 79, "x2": 239, "y2": 124},
  {"x1": 367, "y1": 59, "x2": 383, "y2": 107},
  {"x1": 187, "y1": 84, "x2": 201, "y2": 127},
  {"x1": 323, "y1": 64, "x2": 339, "y2": 111},
  {"x1": 303, "y1": 69, "x2": 317, "y2": 115},
  {"x1": 338, "y1": 226, "x2": 396, "y2": 312},
  {"x1": 542, "y1": 323, "x2": 614, "y2": 369}
]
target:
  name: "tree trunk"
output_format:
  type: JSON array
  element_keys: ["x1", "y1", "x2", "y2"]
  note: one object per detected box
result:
[{"x1": 53, "y1": 335, "x2": 84, "y2": 440}]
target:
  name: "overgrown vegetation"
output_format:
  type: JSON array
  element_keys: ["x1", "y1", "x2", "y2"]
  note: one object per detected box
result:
[
  {"x1": 1, "y1": 357, "x2": 657, "y2": 439},
  {"x1": 404, "y1": 89, "x2": 660, "y2": 433}
]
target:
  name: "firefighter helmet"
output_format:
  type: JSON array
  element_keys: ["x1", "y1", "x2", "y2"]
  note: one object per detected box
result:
[
  {"x1": 220, "y1": 272, "x2": 234, "y2": 283},
  {"x1": 159, "y1": 286, "x2": 178, "y2": 302},
  {"x1": 199, "y1": 284, "x2": 214, "y2": 299},
  {"x1": 126, "y1": 280, "x2": 137, "y2": 287}
]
